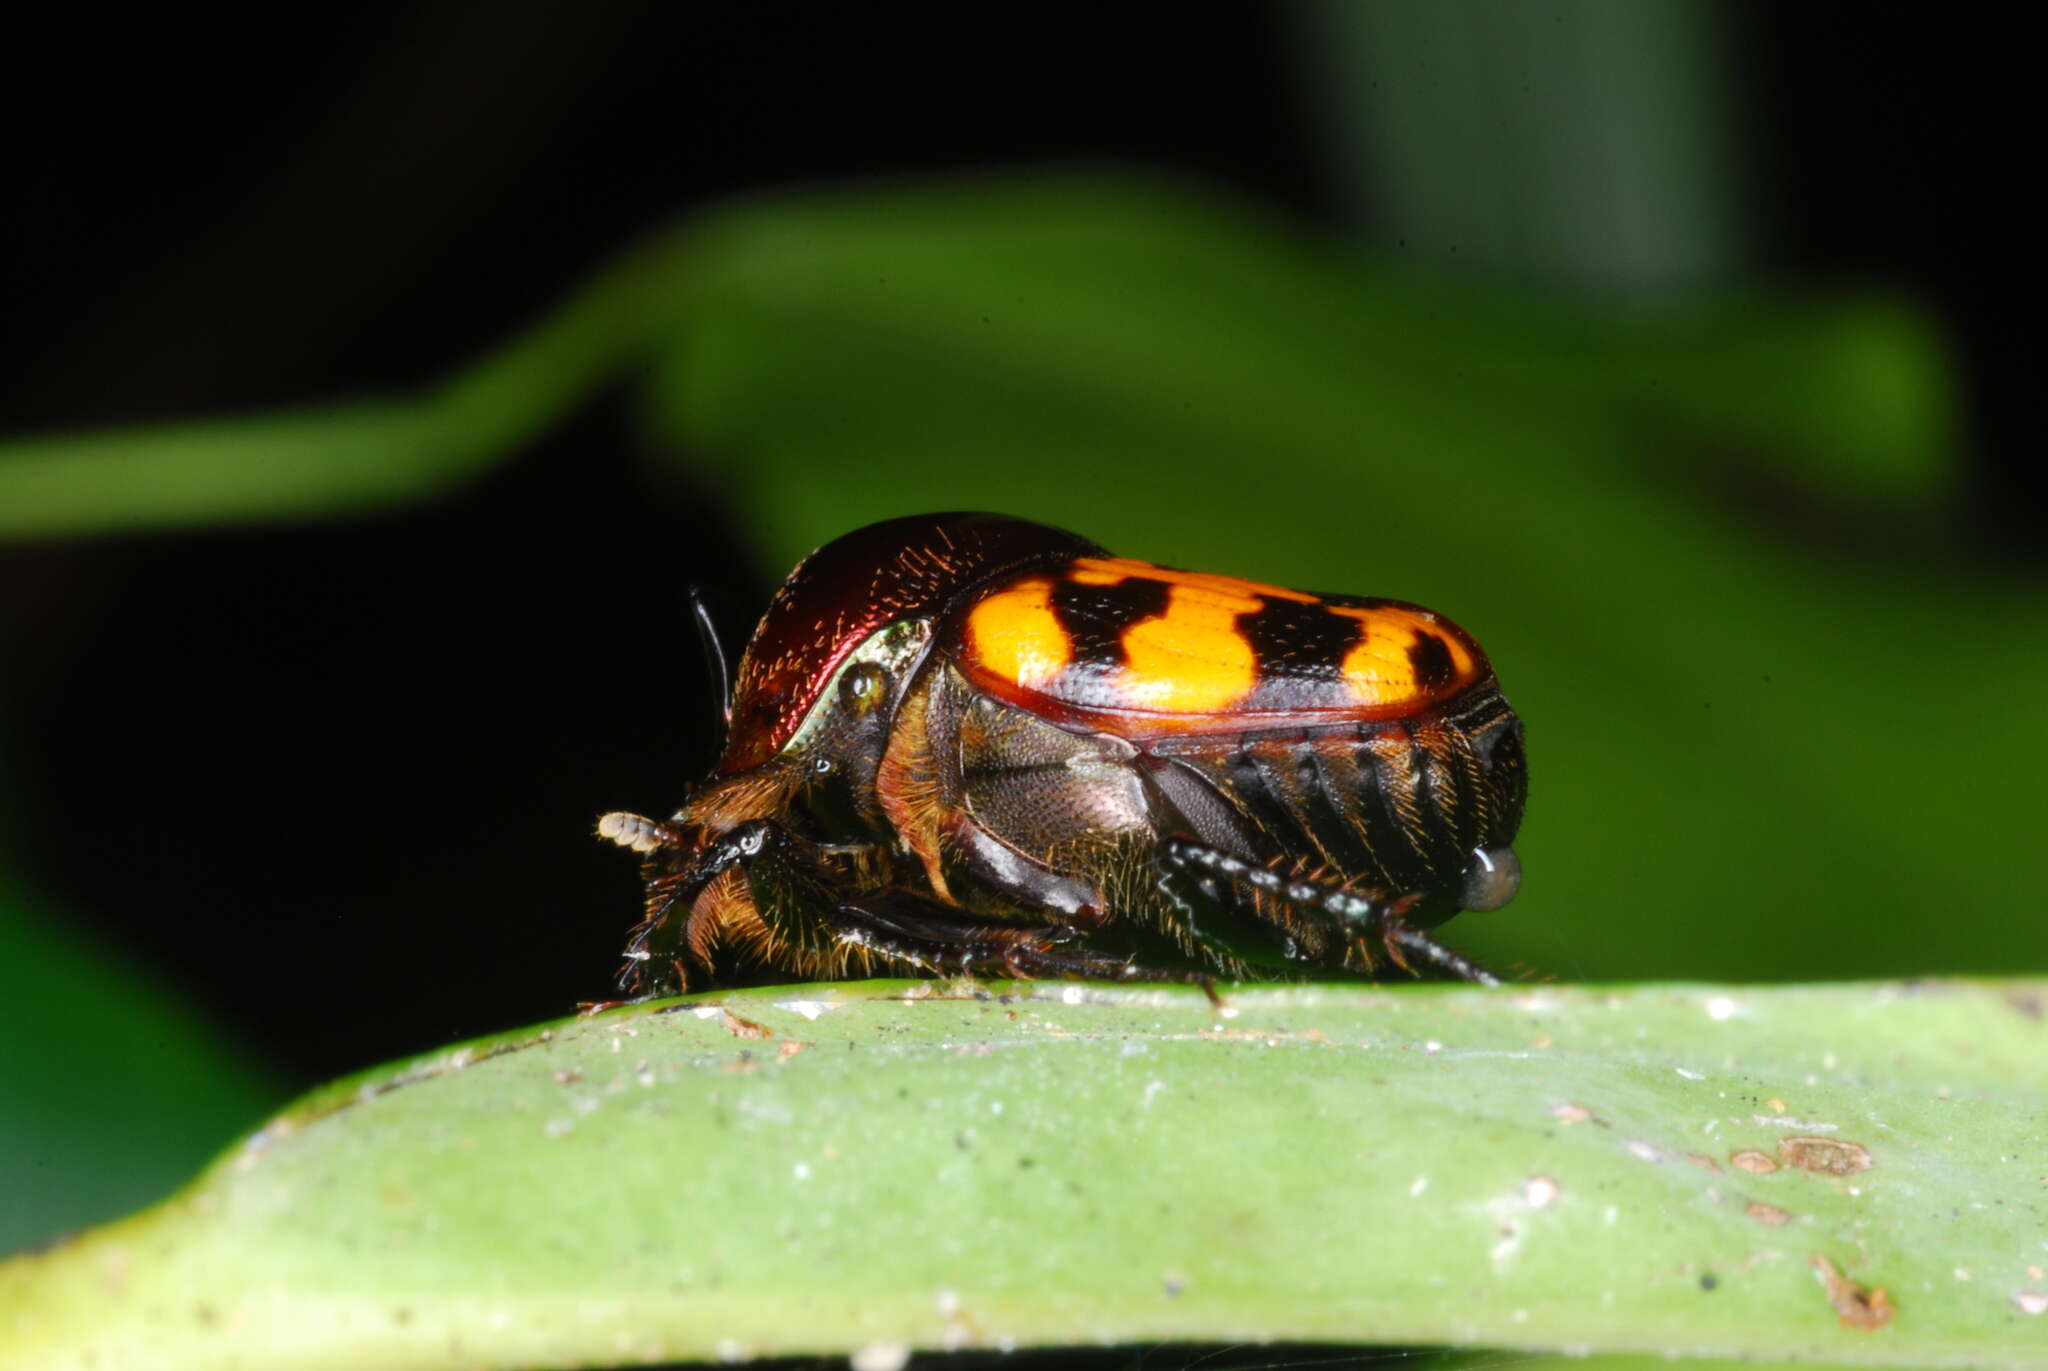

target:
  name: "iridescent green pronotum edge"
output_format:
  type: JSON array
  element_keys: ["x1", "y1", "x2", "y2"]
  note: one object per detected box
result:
[{"x1": 3, "y1": 980, "x2": 2044, "y2": 1371}]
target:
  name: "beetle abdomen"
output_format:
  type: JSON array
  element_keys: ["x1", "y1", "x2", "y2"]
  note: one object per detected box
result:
[{"x1": 1150, "y1": 679, "x2": 1524, "y2": 928}]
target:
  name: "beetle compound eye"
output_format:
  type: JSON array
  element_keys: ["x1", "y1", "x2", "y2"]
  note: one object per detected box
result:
[
  {"x1": 838, "y1": 662, "x2": 889, "y2": 716},
  {"x1": 1459, "y1": 845, "x2": 1522, "y2": 912}
]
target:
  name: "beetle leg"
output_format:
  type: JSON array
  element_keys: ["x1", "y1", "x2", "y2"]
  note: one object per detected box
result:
[
  {"x1": 620, "y1": 818, "x2": 1117, "y2": 986},
  {"x1": 831, "y1": 889, "x2": 1095, "y2": 974},
  {"x1": 935, "y1": 810, "x2": 1111, "y2": 926},
  {"x1": 619, "y1": 816, "x2": 1224, "y2": 997},
  {"x1": 1160, "y1": 837, "x2": 1500, "y2": 987},
  {"x1": 616, "y1": 820, "x2": 786, "y2": 992},
  {"x1": 831, "y1": 889, "x2": 1216, "y2": 994}
]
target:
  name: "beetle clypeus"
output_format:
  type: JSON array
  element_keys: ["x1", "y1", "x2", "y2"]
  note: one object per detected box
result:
[{"x1": 600, "y1": 513, "x2": 1526, "y2": 994}]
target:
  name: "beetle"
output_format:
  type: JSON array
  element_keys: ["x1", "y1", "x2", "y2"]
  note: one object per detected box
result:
[{"x1": 599, "y1": 513, "x2": 1526, "y2": 995}]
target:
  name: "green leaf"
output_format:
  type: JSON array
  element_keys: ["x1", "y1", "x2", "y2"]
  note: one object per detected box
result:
[
  {"x1": 0, "y1": 872, "x2": 280, "y2": 1254},
  {"x1": 4, "y1": 979, "x2": 2043, "y2": 1370}
]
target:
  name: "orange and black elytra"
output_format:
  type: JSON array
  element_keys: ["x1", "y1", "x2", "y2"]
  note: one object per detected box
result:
[{"x1": 600, "y1": 513, "x2": 1527, "y2": 995}]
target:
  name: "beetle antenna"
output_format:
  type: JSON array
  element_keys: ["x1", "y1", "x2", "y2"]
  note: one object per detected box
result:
[{"x1": 690, "y1": 587, "x2": 733, "y2": 747}]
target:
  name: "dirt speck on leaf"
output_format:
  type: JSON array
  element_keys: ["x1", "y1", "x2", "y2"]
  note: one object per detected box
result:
[
  {"x1": 1730, "y1": 1149, "x2": 1778, "y2": 1174},
  {"x1": 1811, "y1": 1254, "x2": 1895, "y2": 1330},
  {"x1": 1781, "y1": 1137, "x2": 1871, "y2": 1176},
  {"x1": 721, "y1": 1010, "x2": 773, "y2": 1039},
  {"x1": 1746, "y1": 1201, "x2": 1791, "y2": 1226}
]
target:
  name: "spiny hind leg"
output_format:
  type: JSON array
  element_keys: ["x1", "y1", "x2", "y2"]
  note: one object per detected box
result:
[{"x1": 1159, "y1": 837, "x2": 1501, "y2": 987}]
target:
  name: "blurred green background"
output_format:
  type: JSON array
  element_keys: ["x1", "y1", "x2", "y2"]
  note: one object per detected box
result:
[{"x1": 2, "y1": 0, "x2": 2041, "y2": 1277}]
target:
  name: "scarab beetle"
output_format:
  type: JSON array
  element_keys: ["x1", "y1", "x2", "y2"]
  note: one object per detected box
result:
[{"x1": 599, "y1": 513, "x2": 1526, "y2": 995}]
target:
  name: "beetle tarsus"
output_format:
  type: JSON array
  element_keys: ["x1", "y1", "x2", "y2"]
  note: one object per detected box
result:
[{"x1": 1384, "y1": 923, "x2": 1502, "y2": 987}]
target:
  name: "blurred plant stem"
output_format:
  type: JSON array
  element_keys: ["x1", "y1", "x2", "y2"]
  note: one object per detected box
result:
[{"x1": 0, "y1": 175, "x2": 1956, "y2": 541}]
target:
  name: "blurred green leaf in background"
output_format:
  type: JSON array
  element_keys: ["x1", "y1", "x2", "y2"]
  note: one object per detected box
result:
[{"x1": 1, "y1": 2, "x2": 2043, "y2": 1368}]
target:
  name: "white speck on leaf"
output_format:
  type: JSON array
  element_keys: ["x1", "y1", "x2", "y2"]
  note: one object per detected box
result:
[
  {"x1": 1751, "y1": 1116, "x2": 1838, "y2": 1131},
  {"x1": 1705, "y1": 996, "x2": 1739, "y2": 1021},
  {"x1": 851, "y1": 1344, "x2": 911, "y2": 1371}
]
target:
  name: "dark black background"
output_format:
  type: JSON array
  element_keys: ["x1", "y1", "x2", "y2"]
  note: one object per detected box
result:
[{"x1": 2, "y1": 3, "x2": 2037, "y2": 1089}]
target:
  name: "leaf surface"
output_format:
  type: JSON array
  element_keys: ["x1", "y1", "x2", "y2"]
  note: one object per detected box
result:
[{"x1": 4, "y1": 979, "x2": 2043, "y2": 1371}]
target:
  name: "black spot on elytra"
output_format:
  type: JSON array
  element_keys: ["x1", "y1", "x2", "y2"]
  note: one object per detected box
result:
[
  {"x1": 1050, "y1": 574, "x2": 1170, "y2": 668},
  {"x1": 1236, "y1": 599, "x2": 1365, "y2": 682},
  {"x1": 1407, "y1": 631, "x2": 1457, "y2": 691}
]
